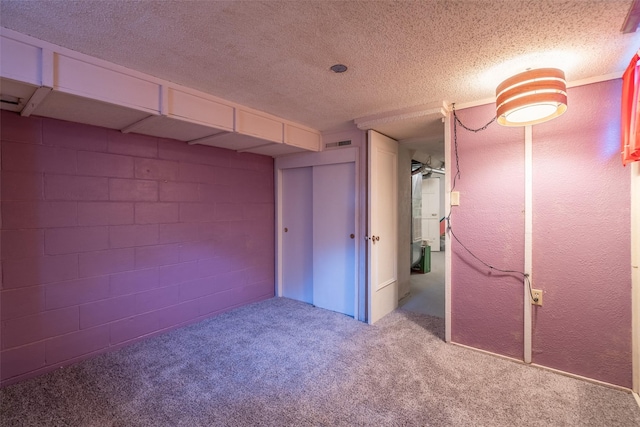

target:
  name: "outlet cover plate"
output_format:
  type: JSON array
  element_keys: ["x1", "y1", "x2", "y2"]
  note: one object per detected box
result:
[{"x1": 531, "y1": 289, "x2": 543, "y2": 306}]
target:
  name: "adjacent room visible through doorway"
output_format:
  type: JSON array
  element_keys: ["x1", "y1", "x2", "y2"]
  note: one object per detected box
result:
[
  {"x1": 402, "y1": 251, "x2": 445, "y2": 318},
  {"x1": 401, "y1": 162, "x2": 445, "y2": 318}
]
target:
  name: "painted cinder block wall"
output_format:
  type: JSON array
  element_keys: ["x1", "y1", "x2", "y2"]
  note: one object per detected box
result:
[
  {"x1": 451, "y1": 80, "x2": 632, "y2": 387},
  {"x1": 0, "y1": 111, "x2": 275, "y2": 386}
]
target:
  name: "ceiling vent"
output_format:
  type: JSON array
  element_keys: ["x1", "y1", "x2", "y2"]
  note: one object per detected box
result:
[{"x1": 325, "y1": 140, "x2": 352, "y2": 150}]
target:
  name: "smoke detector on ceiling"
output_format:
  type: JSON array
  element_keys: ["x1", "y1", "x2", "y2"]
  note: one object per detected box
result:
[{"x1": 330, "y1": 64, "x2": 348, "y2": 73}]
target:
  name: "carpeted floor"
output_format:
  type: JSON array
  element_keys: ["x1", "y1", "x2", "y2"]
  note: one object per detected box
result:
[{"x1": 2, "y1": 297, "x2": 639, "y2": 426}]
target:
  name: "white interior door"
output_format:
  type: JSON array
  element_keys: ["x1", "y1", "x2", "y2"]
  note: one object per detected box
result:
[
  {"x1": 281, "y1": 167, "x2": 313, "y2": 303},
  {"x1": 312, "y1": 162, "x2": 356, "y2": 316},
  {"x1": 422, "y1": 176, "x2": 441, "y2": 251},
  {"x1": 367, "y1": 130, "x2": 398, "y2": 324}
]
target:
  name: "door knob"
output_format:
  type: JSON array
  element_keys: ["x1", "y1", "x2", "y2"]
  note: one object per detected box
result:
[
  {"x1": 350, "y1": 234, "x2": 355, "y2": 239},
  {"x1": 284, "y1": 228, "x2": 288, "y2": 232}
]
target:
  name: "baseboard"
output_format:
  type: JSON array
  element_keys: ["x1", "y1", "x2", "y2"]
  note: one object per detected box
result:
[
  {"x1": 633, "y1": 392, "x2": 640, "y2": 408},
  {"x1": 450, "y1": 341, "x2": 633, "y2": 394},
  {"x1": 451, "y1": 342, "x2": 525, "y2": 365},
  {"x1": 398, "y1": 291, "x2": 412, "y2": 303},
  {"x1": 529, "y1": 364, "x2": 632, "y2": 393}
]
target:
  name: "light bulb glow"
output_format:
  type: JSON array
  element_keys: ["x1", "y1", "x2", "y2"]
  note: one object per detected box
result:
[
  {"x1": 505, "y1": 103, "x2": 559, "y2": 124},
  {"x1": 496, "y1": 68, "x2": 567, "y2": 127}
]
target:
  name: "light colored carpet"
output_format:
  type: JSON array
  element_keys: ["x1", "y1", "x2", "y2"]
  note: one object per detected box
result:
[{"x1": 1, "y1": 297, "x2": 639, "y2": 426}]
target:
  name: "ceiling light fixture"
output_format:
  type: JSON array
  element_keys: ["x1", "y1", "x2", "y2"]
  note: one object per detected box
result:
[{"x1": 496, "y1": 68, "x2": 567, "y2": 127}]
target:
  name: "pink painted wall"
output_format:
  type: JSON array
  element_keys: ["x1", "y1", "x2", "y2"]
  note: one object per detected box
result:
[
  {"x1": 0, "y1": 111, "x2": 275, "y2": 386},
  {"x1": 451, "y1": 80, "x2": 632, "y2": 387},
  {"x1": 450, "y1": 103, "x2": 525, "y2": 359},
  {"x1": 532, "y1": 80, "x2": 631, "y2": 387}
]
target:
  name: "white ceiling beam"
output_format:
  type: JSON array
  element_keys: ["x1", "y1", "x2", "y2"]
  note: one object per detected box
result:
[
  {"x1": 187, "y1": 131, "x2": 230, "y2": 145},
  {"x1": 354, "y1": 101, "x2": 447, "y2": 130},
  {"x1": 622, "y1": 0, "x2": 640, "y2": 33},
  {"x1": 20, "y1": 86, "x2": 52, "y2": 117},
  {"x1": 120, "y1": 115, "x2": 161, "y2": 133}
]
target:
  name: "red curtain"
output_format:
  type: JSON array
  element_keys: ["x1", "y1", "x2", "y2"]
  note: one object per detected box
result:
[{"x1": 621, "y1": 52, "x2": 640, "y2": 166}]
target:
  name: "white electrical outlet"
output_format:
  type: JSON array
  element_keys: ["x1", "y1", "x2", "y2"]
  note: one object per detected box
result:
[{"x1": 531, "y1": 289, "x2": 543, "y2": 306}]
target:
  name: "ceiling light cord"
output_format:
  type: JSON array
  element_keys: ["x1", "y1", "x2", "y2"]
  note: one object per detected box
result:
[
  {"x1": 447, "y1": 104, "x2": 538, "y2": 303},
  {"x1": 450, "y1": 104, "x2": 497, "y2": 192}
]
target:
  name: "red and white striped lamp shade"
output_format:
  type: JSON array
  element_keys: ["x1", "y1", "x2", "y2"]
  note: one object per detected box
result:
[{"x1": 496, "y1": 68, "x2": 567, "y2": 126}]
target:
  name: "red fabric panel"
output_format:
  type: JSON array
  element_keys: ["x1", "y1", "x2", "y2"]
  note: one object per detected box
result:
[{"x1": 621, "y1": 53, "x2": 640, "y2": 166}]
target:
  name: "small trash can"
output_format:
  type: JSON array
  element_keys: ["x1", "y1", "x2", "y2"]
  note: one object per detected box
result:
[{"x1": 420, "y1": 245, "x2": 431, "y2": 273}]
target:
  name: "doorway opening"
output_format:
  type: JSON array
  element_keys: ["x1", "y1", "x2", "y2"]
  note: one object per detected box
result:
[{"x1": 400, "y1": 159, "x2": 446, "y2": 318}]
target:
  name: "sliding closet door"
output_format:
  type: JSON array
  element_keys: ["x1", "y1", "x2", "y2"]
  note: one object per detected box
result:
[
  {"x1": 312, "y1": 162, "x2": 356, "y2": 316},
  {"x1": 281, "y1": 167, "x2": 313, "y2": 303}
]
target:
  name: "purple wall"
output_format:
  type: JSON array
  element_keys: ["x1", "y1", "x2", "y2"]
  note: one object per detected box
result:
[
  {"x1": 532, "y1": 80, "x2": 631, "y2": 387},
  {"x1": 451, "y1": 103, "x2": 525, "y2": 359},
  {"x1": 451, "y1": 80, "x2": 632, "y2": 387},
  {"x1": 0, "y1": 111, "x2": 275, "y2": 386}
]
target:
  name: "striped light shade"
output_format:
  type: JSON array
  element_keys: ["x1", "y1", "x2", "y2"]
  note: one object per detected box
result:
[{"x1": 496, "y1": 68, "x2": 567, "y2": 126}]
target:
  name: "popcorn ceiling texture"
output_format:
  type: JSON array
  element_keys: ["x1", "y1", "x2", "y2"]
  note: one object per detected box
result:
[
  {"x1": 0, "y1": 1, "x2": 637, "y2": 132},
  {"x1": 0, "y1": 111, "x2": 275, "y2": 385}
]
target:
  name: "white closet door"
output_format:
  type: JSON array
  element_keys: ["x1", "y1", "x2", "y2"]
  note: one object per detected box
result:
[
  {"x1": 367, "y1": 130, "x2": 398, "y2": 324},
  {"x1": 281, "y1": 167, "x2": 313, "y2": 303},
  {"x1": 312, "y1": 162, "x2": 356, "y2": 316}
]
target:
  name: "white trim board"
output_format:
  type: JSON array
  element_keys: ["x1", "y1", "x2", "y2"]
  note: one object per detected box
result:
[
  {"x1": 444, "y1": 112, "x2": 452, "y2": 342},
  {"x1": 632, "y1": 161, "x2": 640, "y2": 394},
  {"x1": 524, "y1": 125, "x2": 533, "y2": 363},
  {"x1": 452, "y1": 342, "x2": 633, "y2": 394},
  {"x1": 451, "y1": 342, "x2": 524, "y2": 365},
  {"x1": 530, "y1": 364, "x2": 634, "y2": 394}
]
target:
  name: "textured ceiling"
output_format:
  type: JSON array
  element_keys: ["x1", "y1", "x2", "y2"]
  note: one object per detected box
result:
[{"x1": 1, "y1": 0, "x2": 639, "y2": 144}]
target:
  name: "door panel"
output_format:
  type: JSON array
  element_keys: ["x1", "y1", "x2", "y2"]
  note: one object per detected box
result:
[
  {"x1": 281, "y1": 167, "x2": 313, "y2": 303},
  {"x1": 368, "y1": 130, "x2": 398, "y2": 324},
  {"x1": 422, "y1": 218, "x2": 440, "y2": 251},
  {"x1": 422, "y1": 177, "x2": 441, "y2": 251},
  {"x1": 312, "y1": 162, "x2": 356, "y2": 316}
]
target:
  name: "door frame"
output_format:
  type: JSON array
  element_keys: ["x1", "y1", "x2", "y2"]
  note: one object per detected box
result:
[
  {"x1": 444, "y1": 112, "x2": 452, "y2": 342},
  {"x1": 275, "y1": 147, "x2": 362, "y2": 319},
  {"x1": 632, "y1": 161, "x2": 640, "y2": 396}
]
